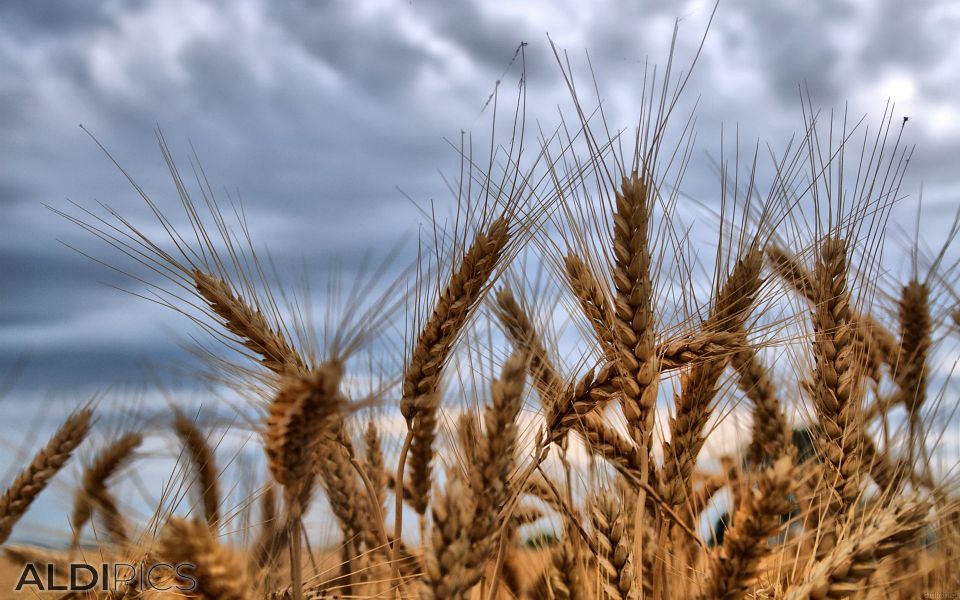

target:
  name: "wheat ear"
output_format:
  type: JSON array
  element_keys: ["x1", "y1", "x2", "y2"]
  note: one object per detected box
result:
[
  {"x1": 362, "y1": 419, "x2": 387, "y2": 548},
  {"x1": 531, "y1": 542, "x2": 585, "y2": 600},
  {"x1": 174, "y1": 409, "x2": 221, "y2": 528},
  {"x1": 193, "y1": 269, "x2": 305, "y2": 374},
  {"x1": 264, "y1": 362, "x2": 342, "y2": 600},
  {"x1": 564, "y1": 253, "x2": 618, "y2": 361},
  {"x1": 700, "y1": 456, "x2": 796, "y2": 600},
  {"x1": 895, "y1": 280, "x2": 931, "y2": 462},
  {"x1": 658, "y1": 330, "x2": 742, "y2": 370},
  {"x1": 495, "y1": 285, "x2": 564, "y2": 400},
  {"x1": 768, "y1": 246, "x2": 893, "y2": 381},
  {"x1": 808, "y1": 237, "x2": 864, "y2": 515},
  {"x1": 71, "y1": 432, "x2": 142, "y2": 549},
  {"x1": 731, "y1": 332, "x2": 790, "y2": 465},
  {"x1": 399, "y1": 217, "x2": 510, "y2": 519},
  {"x1": 264, "y1": 363, "x2": 342, "y2": 511},
  {"x1": 467, "y1": 353, "x2": 525, "y2": 563},
  {"x1": 424, "y1": 475, "x2": 473, "y2": 600},
  {"x1": 590, "y1": 493, "x2": 634, "y2": 600},
  {"x1": 159, "y1": 517, "x2": 252, "y2": 600},
  {"x1": 660, "y1": 247, "x2": 763, "y2": 510},
  {"x1": 609, "y1": 174, "x2": 659, "y2": 456},
  {"x1": 0, "y1": 409, "x2": 92, "y2": 545}
]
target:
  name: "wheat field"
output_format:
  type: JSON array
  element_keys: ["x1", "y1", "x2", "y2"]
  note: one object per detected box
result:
[{"x1": 1, "y1": 32, "x2": 959, "y2": 600}]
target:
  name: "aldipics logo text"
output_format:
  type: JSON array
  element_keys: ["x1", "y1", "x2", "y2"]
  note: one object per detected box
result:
[{"x1": 13, "y1": 562, "x2": 198, "y2": 593}]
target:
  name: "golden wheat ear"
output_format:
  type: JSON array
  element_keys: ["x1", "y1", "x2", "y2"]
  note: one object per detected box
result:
[
  {"x1": 70, "y1": 431, "x2": 141, "y2": 550},
  {"x1": 264, "y1": 362, "x2": 342, "y2": 511},
  {"x1": 589, "y1": 493, "x2": 634, "y2": 600},
  {"x1": 192, "y1": 269, "x2": 306, "y2": 375},
  {"x1": 660, "y1": 246, "x2": 764, "y2": 511},
  {"x1": 0, "y1": 409, "x2": 92, "y2": 545},
  {"x1": 173, "y1": 408, "x2": 221, "y2": 529},
  {"x1": 400, "y1": 216, "x2": 511, "y2": 518},
  {"x1": 264, "y1": 361, "x2": 343, "y2": 600},
  {"x1": 894, "y1": 280, "x2": 931, "y2": 458},
  {"x1": 807, "y1": 237, "x2": 866, "y2": 518}
]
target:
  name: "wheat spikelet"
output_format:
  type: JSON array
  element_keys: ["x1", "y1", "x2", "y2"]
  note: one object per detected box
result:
[
  {"x1": 0, "y1": 409, "x2": 91, "y2": 545},
  {"x1": 174, "y1": 409, "x2": 221, "y2": 528},
  {"x1": 158, "y1": 517, "x2": 252, "y2": 600},
  {"x1": 589, "y1": 493, "x2": 634, "y2": 600},
  {"x1": 700, "y1": 456, "x2": 796, "y2": 600},
  {"x1": 71, "y1": 432, "x2": 142, "y2": 548},
  {"x1": 782, "y1": 493, "x2": 929, "y2": 600},
  {"x1": 193, "y1": 269, "x2": 305, "y2": 375},
  {"x1": 401, "y1": 217, "x2": 510, "y2": 515}
]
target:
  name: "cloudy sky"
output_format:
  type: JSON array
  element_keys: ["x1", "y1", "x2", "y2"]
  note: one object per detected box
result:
[{"x1": 2, "y1": 0, "x2": 960, "y2": 542}]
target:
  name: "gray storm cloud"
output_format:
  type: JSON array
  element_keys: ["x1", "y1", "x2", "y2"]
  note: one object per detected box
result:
[{"x1": 0, "y1": 1, "x2": 957, "y2": 397}]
